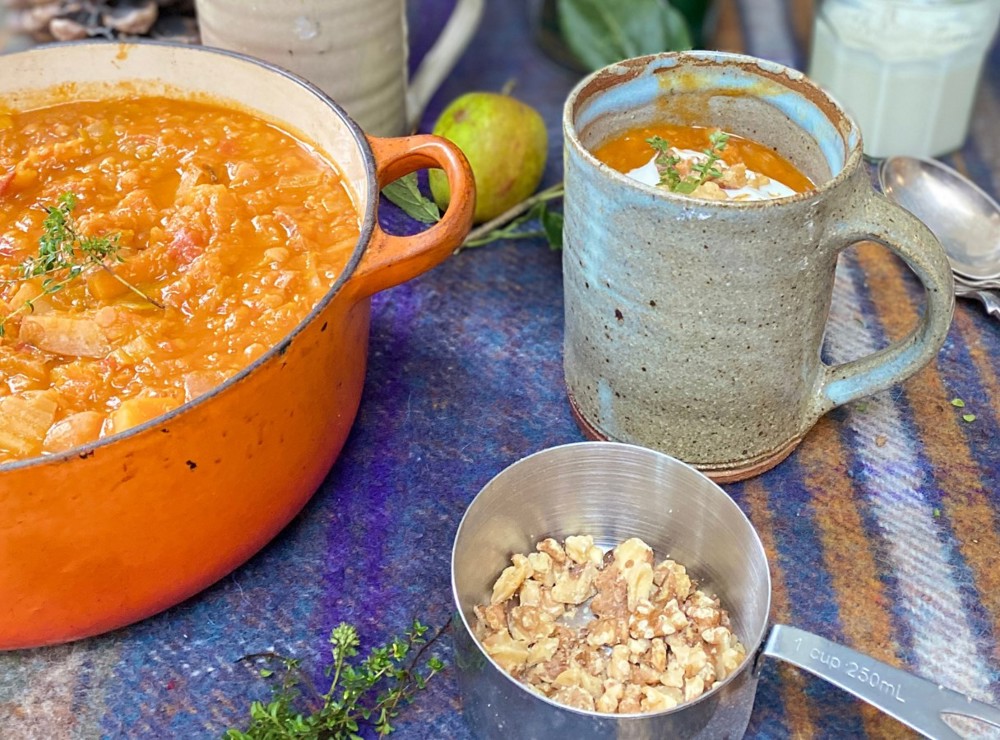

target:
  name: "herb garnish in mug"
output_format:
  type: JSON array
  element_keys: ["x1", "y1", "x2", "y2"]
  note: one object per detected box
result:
[{"x1": 647, "y1": 130, "x2": 730, "y2": 194}]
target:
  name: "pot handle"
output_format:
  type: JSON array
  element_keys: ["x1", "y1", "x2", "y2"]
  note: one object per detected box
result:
[
  {"x1": 760, "y1": 624, "x2": 1000, "y2": 738},
  {"x1": 344, "y1": 134, "x2": 475, "y2": 301}
]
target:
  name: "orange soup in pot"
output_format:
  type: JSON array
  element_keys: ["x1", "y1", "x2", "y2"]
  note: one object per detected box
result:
[
  {"x1": 593, "y1": 124, "x2": 813, "y2": 200},
  {"x1": 0, "y1": 96, "x2": 360, "y2": 464}
]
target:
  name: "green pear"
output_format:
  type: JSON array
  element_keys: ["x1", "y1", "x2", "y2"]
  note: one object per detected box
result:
[{"x1": 430, "y1": 92, "x2": 548, "y2": 224}]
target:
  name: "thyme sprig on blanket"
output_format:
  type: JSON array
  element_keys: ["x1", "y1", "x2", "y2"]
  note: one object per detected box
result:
[{"x1": 225, "y1": 620, "x2": 446, "y2": 739}]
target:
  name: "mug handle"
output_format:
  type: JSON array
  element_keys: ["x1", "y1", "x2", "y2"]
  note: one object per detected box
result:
[
  {"x1": 343, "y1": 134, "x2": 475, "y2": 301},
  {"x1": 809, "y1": 188, "x2": 954, "y2": 419},
  {"x1": 406, "y1": 0, "x2": 485, "y2": 131}
]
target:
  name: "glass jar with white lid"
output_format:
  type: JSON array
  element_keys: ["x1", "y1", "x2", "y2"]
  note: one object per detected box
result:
[{"x1": 809, "y1": 0, "x2": 1000, "y2": 159}]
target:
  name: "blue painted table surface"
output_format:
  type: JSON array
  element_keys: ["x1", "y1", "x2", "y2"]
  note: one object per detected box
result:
[{"x1": 2, "y1": 2, "x2": 1000, "y2": 738}]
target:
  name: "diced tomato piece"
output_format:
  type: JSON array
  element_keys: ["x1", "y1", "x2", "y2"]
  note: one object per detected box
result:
[
  {"x1": 167, "y1": 227, "x2": 207, "y2": 264},
  {"x1": 0, "y1": 169, "x2": 14, "y2": 197}
]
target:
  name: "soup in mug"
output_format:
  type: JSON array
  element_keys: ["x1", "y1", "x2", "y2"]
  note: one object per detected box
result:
[
  {"x1": 0, "y1": 96, "x2": 360, "y2": 463},
  {"x1": 593, "y1": 124, "x2": 813, "y2": 200}
]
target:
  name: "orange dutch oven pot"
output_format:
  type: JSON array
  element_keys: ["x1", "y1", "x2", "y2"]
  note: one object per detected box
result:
[{"x1": 0, "y1": 41, "x2": 474, "y2": 649}]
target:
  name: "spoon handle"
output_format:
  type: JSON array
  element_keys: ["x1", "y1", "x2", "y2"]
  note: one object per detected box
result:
[{"x1": 957, "y1": 288, "x2": 1000, "y2": 320}]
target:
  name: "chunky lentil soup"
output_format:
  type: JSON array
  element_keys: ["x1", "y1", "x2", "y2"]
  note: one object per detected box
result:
[{"x1": 0, "y1": 96, "x2": 361, "y2": 463}]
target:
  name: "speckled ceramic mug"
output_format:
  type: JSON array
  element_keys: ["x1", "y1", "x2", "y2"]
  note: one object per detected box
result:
[{"x1": 562, "y1": 51, "x2": 955, "y2": 482}]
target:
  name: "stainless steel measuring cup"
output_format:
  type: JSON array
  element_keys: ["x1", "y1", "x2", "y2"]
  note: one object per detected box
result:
[{"x1": 450, "y1": 442, "x2": 1000, "y2": 738}]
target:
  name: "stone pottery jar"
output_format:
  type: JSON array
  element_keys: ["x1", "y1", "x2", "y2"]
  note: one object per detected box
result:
[
  {"x1": 0, "y1": 40, "x2": 474, "y2": 649},
  {"x1": 195, "y1": 0, "x2": 485, "y2": 136},
  {"x1": 561, "y1": 51, "x2": 954, "y2": 482}
]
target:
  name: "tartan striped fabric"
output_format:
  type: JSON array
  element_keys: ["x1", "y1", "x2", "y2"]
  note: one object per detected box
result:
[{"x1": 1, "y1": 1, "x2": 998, "y2": 738}]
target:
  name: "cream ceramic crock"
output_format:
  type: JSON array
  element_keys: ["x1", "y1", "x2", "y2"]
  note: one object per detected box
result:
[{"x1": 195, "y1": 0, "x2": 485, "y2": 136}]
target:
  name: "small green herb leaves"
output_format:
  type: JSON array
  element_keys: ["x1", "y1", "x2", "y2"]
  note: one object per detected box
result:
[
  {"x1": 226, "y1": 620, "x2": 445, "y2": 740},
  {"x1": 647, "y1": 131, "x2": 729, "y2": 194},
  {"x1": 463, "y1": 201, "x2": 563, "y2": 250},
  {"x1": 557, "y1": 0, "x2": 692, "y2": 72},
  {"x1": 648, "y1": 136, "x2": 683, "y2": 191},
  {"x1": 381, "y1": 174, "x2": 441, "y2": 224},
  {"x1": 540, "y1": 203, "x2": 564, "y2": 248},
  {"x1": 0, "y1": 193, "x2": 159, "y2": 337},
  {"x1": 26, "y1": 193, "x2": 121, "y2": 282},
  {"x1": 692, "y1": 130, "x2": 730, "y2": 187},
  {"x1": 950, "y1": 396, "x2": 977, "y2": 423}
]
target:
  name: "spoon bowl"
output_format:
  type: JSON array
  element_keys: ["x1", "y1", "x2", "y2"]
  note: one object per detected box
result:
[{"x1": 879, "y1": 156, "x2": 1000, "y2": 282}]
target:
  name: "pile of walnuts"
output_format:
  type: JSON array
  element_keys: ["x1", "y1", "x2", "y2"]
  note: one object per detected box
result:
[{"x1": 474, "y1": 535, "x2": 746, "y2": 714}]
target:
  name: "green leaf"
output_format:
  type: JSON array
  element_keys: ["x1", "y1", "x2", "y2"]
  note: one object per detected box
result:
[
  {"x1": 381, "y1": 173, "x2": 441, "y2": 224},
  {"x1": 557, "y1": 0, "x2": 692, "y2": 72},
  {"x1": 950, "y1": 397, "x2": 965, "y2": 408},
  {"x1": 963, "y1": 413, "x2": 976, "y2": 423},
  {"x1": 540, "y1": 207, "x2": 564, "y2": 250}
]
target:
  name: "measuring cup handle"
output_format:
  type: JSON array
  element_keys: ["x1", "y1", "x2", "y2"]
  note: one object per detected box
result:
[
  {"x1": 760, "y1": 624, "x2": 1000, "y2": 738},
  {"x1": 810, "y1": 188, "x2": 954, "y2": 418},
  {"x1": 406, "y1": 0, "x2": 485, "y2": 131}
]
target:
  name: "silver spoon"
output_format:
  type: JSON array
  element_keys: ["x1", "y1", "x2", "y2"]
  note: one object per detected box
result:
[{"x1": 879, "y1": 156, "x2": 1000, "y2": 283}]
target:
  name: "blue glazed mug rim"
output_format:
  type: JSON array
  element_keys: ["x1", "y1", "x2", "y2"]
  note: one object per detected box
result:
[{"x1": 561, "y1": 50, "x2": 864, "y2": 207}]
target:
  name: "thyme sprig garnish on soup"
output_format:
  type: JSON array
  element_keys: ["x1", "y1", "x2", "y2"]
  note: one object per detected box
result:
[
  {"x1": 0, "y1": 192, "x2": 160, "y2": 337},
  {"x1": 647, "y1": 129, "x2": 729, "y2": 194}
]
